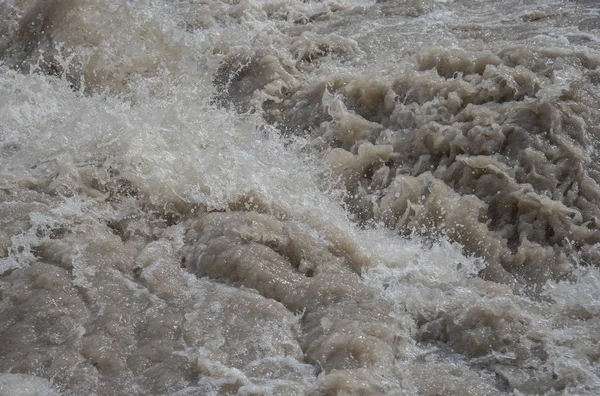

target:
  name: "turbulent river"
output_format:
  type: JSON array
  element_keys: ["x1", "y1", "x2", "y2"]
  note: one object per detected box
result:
[{"x1": 1, "y1": 0, "x2": 600, "y2": 395}]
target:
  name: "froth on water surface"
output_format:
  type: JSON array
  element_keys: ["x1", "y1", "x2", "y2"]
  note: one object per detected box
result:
[{"x1": 1, "y1": 0, "x2": 600, "y2": 395}]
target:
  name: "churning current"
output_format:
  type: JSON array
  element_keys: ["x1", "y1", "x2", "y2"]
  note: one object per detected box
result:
[{"x1": 1, "y1": 0, "x2": 600, "y2": 395}]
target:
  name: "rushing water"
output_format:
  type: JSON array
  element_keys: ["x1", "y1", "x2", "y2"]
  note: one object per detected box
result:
[{"x1": 1, "y1": 0, "x2": 600, "y2": 395}]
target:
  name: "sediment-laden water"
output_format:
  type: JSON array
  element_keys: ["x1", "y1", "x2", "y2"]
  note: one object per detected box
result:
[{"x1": 1, "y1": 0, "x2": 600, "y2": 394}]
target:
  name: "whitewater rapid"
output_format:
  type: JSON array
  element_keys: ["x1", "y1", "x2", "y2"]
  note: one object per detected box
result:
[{"x1": 1, "y1": 0, "x2": 600, "y2": 395}]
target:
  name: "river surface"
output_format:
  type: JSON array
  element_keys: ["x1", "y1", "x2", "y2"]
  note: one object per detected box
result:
[{"x1": 1, "y1": 0, "x2": 600, "y2": 395}]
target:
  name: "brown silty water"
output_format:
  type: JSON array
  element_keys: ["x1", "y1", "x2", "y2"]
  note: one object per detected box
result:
[{"x1": 1, "y1": 0, "x2": 600, "y2": 395}]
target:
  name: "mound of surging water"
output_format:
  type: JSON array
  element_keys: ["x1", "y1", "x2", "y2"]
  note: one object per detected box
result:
[{"x1": 2, "y1": 0, "x2": 600, "y2": 395}]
